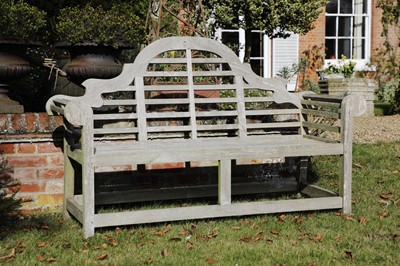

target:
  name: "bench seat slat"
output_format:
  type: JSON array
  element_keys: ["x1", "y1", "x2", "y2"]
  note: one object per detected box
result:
[
  {"x1": 92, "y1": 136, "x2": 343, "y2": 166},
  {"x1": 246, "y1": 122, "x2": 301, "y2": 129}
]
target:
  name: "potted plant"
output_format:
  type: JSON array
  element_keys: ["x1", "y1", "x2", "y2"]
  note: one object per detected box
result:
[
  {"x1": 318, "y1": 56, "x2": 375, "y2": 117},
  {"x1": 55, "y1": 3, "x2": 144, "y2": 83},
  {"x1": 0, "y1": 0, "x2": 47, "y2": 113}
]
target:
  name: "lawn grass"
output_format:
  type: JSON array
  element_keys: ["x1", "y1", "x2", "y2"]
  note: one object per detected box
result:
[{"x1": 1, "y1": 142, "x2": 399, "y2": 265}]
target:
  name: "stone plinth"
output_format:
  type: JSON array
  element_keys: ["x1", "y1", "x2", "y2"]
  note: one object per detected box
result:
[{"x1": 318, "y1": 78, "x2": 376, "y2": 117}]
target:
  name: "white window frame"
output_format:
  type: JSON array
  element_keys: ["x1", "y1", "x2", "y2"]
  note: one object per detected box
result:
[{"x1": 324, "y1": 0, "x2": 372, "y2": 70}]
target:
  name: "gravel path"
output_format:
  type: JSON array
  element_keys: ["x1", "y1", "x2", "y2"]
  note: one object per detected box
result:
[{"x1": 353, "y1": 115, "x2": 400, "y2": 144}]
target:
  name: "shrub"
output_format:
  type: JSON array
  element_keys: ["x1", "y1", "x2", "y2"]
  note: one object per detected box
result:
[
  {"x1": 0, "y1": 1, "x2": 47, "y2": 42},
  {"x1": 56, "y1": 4, "x2": 145, "y2": 48},
  {"x1": 0, "y1": 156, "x2": 23, "y2": 225},
  {"x1": 377, "y1": 72, "x2": 400, "y2": 114},
  {"x1": 322, "y1": 55, "x2": 357, "y2": 78}
]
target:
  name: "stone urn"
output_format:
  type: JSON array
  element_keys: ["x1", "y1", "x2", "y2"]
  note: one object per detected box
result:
[
  {"x1": 56, "y1": 43, "x2": 125, "y2": 84},
  {"x1": 0, "y1": 41, "x2": 34, "y2": 113}
]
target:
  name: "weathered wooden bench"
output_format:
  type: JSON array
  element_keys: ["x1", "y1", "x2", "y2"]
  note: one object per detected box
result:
[{"x1": 46, "y1": 36, "x2": 365, "y2": 238}]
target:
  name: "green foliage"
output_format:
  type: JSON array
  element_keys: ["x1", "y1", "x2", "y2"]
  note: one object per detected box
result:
[
  {"x1": 372, "y1": 1, "x2": 400, "y2": 83},
  {"x1": 322, "y1": 55, "x2": 357, "y2": 78},
  {"x1": 0, "y1": 1, "x2": 47, "y2": 42},
  {"x1": 56, "y1": 4, "x2": 145, "y2": 48},
  {"x1": 377, "y1": 72, "x2": 400, "y2": 113},
  {"x1": 0, "y1": 156, "x2": 22, "y2": 225},
  {"x1": 206, "y1": 0, "x2": 327, "y2": 62}
]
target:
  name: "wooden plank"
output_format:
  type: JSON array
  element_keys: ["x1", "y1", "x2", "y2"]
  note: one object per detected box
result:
[
  {"x1": 301, "y1": 184, "x2": 338, "y2": 198},
  {"x1": 244, "y1": 97, "x2": 274, "y2": 103},
  {"x1": 146, "y1": 125, "x2": 192, "y2": 133},
  {"x1": 197, "y1": 124, "x2": 239, "y2": 131},
  {"x1": 192, "y1": 71, "x2": 235, "y2": 77},
  {"x1": 49, "y1": 104, "x2": 65, "y2": 115},
  {"x1": 302, "y1": 121, "x2": 341, "y2": 133},
  {"x1": 246, "y1": 122, "x2": 301, "y2": 129},
  {"x1": 301, "y1": 99, "x2": 341, "y2": 109},
  {"x1": 94, "y1": 197, "x2": 343, "y2": 228},
  {"x1": 301, "y1": 109, "x2": 340, "y2": 119},
  {"x1": 196, "y1": 110, "x2": 238, "y2": 117},
  {"x1": 93, "y1": 127, "x2": 139, "y2": 135},
  {"x1": 93, "y1": 113, "x2": 138, "y2": 120},
  {"x1": 187, "y1": 47, "x2": 198, "y2": 139},
  {"x1": 136, "y1": 77, "x2": 148, "y2": 141},
  {"x1": 246, "y1": 109, "x2": 300, "y2": 116},
  {"x1": 145, "y1": 98, "x2": 190, "y2": 105},
  {"x1": 66, "y1": 196, "x2": 83, "y2": 224},
  {"x1": 194, "y1": 98, "x2": 237, "y2": 104},
  {"x1": 303, "y1": 135, "x2": 340, "y2": 143},
  {"x1": 302, "y1": 94, "x2": 343, "y2": 102},
  {"x1": 144, "y1": 85, "x2": 189, "y2": 91},
  {"x1": 144, "y1": 71, "x2": 188, "y2": 77},
  {"x1": 147, "y1": 112, "x2": 191, "y2": 118},
  {"x1": 102, "y1": 99, "x2": 137, "y2": 106}
]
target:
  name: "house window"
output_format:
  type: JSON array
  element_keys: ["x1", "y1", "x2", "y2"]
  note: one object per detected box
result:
[{"x1": 325, "y1": 0, "x2": 371, "y2": 64}]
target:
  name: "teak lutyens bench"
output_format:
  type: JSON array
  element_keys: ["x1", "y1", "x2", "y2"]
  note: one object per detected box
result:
[{"x1": 46, "y1": 37, "x2": 366, "y2": 238}]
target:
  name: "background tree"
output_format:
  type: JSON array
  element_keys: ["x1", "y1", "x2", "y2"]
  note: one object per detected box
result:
[{"x1": 206, "y1": 0, "x2": 327, "y2": 62}]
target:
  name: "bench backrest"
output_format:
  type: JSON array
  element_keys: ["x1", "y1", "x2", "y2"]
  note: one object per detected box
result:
[{"x1": 58, "y1": 37, "x2": 305, "y2": 141}]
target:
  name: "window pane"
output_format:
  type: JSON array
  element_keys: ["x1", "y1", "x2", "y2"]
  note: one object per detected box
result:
[
  {"x1": 338, "y1": 39, "x2": 351, "y2": 58},
  {"x1": 352, "y1": 39, "x2": 365, "y2": 59},
  {"x1": 250, "y1": 59, "x2": 263, "y2": 76},
  {"x1": 326, "y1": 16, "x2": 337, "y2": 37},
  {"x1": 354, "y1": 0, "x2": 367, "y2": 14},
  {"x1": 221, "y1": 32, "x2": 240, "y2": 56},
  {"x1": 339, "y1": 17, "x2": 351, "y2": 36},
  {"x1": 250, "y1": 31, "x2": 263, "y2": 57},
  {"x1": 353, "y1": 16, "x2": 365, "y2": 37},
  {"x1": 326, "y1": 0, "x2": 338, "y2": 13},
  {"x1": 340, "y1": 0, "x2": 353, "y2": 14},
  {"x1": 326, "y1": 39, "x2": 336, "y2": 59}
]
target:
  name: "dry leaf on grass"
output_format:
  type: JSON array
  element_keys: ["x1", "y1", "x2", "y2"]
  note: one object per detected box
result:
[
  {"x1": 97, "y1": 254, "x2": 108, "y2": 260},
  {"x1": 206, "y1": 258, "x2": 215, "y2": 264},
  {"x1": 0, "y1": 248, "x2": 16, "y2": 262},
  {"x1": 379, "y1": 193, "x2": 393, "y2": 199}
]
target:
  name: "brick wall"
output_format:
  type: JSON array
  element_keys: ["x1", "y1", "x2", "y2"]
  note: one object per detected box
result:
[{"x1": 0, "y1": 113, "x2": 64, "y2": 212}]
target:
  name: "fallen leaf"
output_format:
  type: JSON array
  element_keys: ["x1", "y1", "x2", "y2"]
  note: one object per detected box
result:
[
  {"x1": 62, "y1": 243, "x2": 71, "y2": 249},
  {"x1": 37, "y1": 242, "x2": 47, "y2": 247},
  {"x1": 378, "y1": 199, "x2": 389, "y2": 206},
  {"x1": 344, "y1": 251, "x2": 353, "y2": 260},
  {"x1": 161, "y1": 248, "x2": 168, "y2": 257},
  {"x1": 266, "y1": 239, "x2": 274, "y2": 244},
  {"x1": 0, "y1": 248, "x2": 16, "y2": 261},
  {"x1": 270, "y1": 230, "x2": 279, "y2": 235},
  {"x1": 230, "y1": 226, "x2": 242, "y2": 230},
  {"x1": 115, "y1": 227, "x2": 122, "y2": 234},
  {"x1": 253, "y1": 236, "x2": 263, "y2": 242},
  {"x1": 36, "y1": 255, "x2": 45, "y2": 262},
  {"x1": 292, "y1": 216, "x2": 304, "y2": 224},
  {"x1": 378, "y1": 211, "x2": 389, "y2": 219},
  {"x1": 377, "y1": 179, "x2": 385, "y2": 184},
  {"x1": 47, "y1": 258, "x2": 57, "y2": 263},
  {"x1": 278, "y1": 215, "x2": 286, "y2": 222},
  {"x1": 148, "y1": 258, "x2": 155, "y2": 264},
  {"x1": 240, "y1": 236, "x2": 252, "y2": 242},
  {"x1": 169, "y1": 237, "x2": 182, "y2": 242},
  {"x1": 97, "y1": 254, "x2": 107, "y2": 260},
  {"x1": 254, "y1": 230, "x2": 264, "y2": 237},
  {"x1": 354, "y1": 163, "x2": 363, "y2": 168},
  {"x1": 250, "y1": 222, "x2": 257, "y2": 229},
  {"x1": 206, "y1": 258, "x2": 215, "y2": 264},
  {"x1": 311, "y1": 233, "x2": 323, "y2": 242},
  {"x1": 186, "y1": 240, "x2": 195, "y2": 249},
  {"x1": 379, "y1": 193, "x2": 393, "y2": 199},
  {"x1": 335, "y1": 236, "x2": 342, "y2": 243},
  {"x1": 359, "y1": 216, "x2": 367, "y2": 225},
  {"x1": 392, "y1": 170, "x2": 400, "y2": 174},
  {"x1": 41, "y1": 225, "x2": 50, "y2": 230},
  {"x1": 394, "y1": 198, "x2": 400, "y2": 206}
]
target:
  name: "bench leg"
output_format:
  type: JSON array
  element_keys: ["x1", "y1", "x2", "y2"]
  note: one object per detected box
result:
[
  {"x1": 63, "y1": 141, "x2": 74, "y2": 220},
  {"x1": 82, "y1": 164, "x2": 95, "y2": 238},
  {"x1": 297, "y1": 157, "x2": 309, "y2": 190},
  {"x1": 341, "y1": 153, "x2": 352, "y2": 214},
  {"x1": 218, "y1": 159, "x2": 231, "y2": 206}
]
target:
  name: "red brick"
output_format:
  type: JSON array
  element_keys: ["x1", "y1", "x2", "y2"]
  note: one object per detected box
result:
[
  {"x1": 38, "y1": 113, "x2": 50, "y2": 132},
  {"x1": 37, "y1": 168, "x2": 64, "y2": 179},
  {"x1": 37, "y1": 142, "x2": 62, "y2": 153},
  {"x1": 11, "y1": 114, "x2": 24, "y2": 133},
  {"x1": 17, "y1": 143, "x2": 37, "y2": 154},
  {"x1": 13, "y1": 169, "x2": 37, "y2": 181},
  {"x1": 25, "y1": 113, "x2": 38, "y2": 132},
  {"x1": 17, "y1": 182, "x2": 45, "y2": 193},
  {"x1": 0, "y1": 143, "x2": 15, "y2": 154},
  {"x1": 7, "y1": 155, "x2": 47, "y2": 167},
  {"x1": 48, "y1": 154, "x2": 64, "y2": 166},
  {"x1": 146, "y1": 162, "x2": 185, "y2": 170}
]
